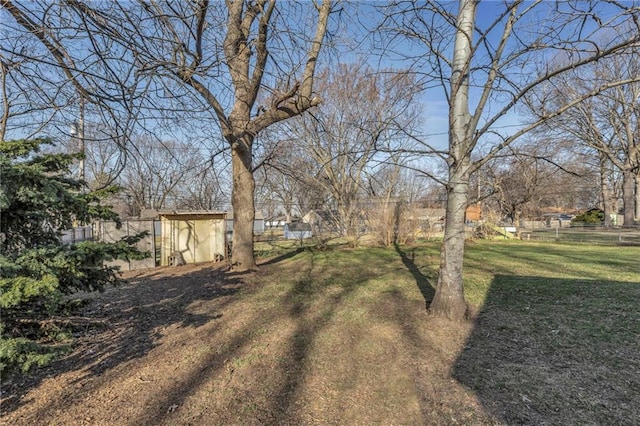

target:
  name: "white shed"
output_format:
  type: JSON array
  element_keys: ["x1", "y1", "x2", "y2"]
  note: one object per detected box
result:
[
  {"x1": 284, "y1": 222, "x2": 313, "y2": 240},
  {"x1": 159, "y1": 211, "x2": 227, "y2": 266}
]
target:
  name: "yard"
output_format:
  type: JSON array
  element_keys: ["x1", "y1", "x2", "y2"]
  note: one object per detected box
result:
[
  {"x1": 523, "y1": 226, "x2": 640, "y2": 245},
  {"x1": 2, "y1": 241, "x2": 639, "y2": 425}
]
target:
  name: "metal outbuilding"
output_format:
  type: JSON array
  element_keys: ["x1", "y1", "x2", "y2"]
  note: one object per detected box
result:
[
  {"x1": 159, "y1": 211, "x2": 227, "y2": 266},
  {"x1": 284, "y1": 222, "x2": 313, "y2": 240}
]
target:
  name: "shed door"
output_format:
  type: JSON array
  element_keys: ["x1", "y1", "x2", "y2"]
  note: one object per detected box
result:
[
  {"x1": 194, "y1": 219, "x2": 211, "y2": 263},
  {"x1": 177, "y1": 220, "x2": 195, "y2": 264},
  {"x1": 211, "y1": 219, "x2": 225, "y2": 260}
]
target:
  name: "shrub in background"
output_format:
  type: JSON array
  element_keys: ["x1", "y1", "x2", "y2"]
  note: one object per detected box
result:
[{"x1": 571, "y1": 209, "x2": 605, "y2": 226}]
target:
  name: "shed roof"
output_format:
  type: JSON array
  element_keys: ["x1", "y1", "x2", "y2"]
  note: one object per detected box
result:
[{"x1": 158, "y1": 210, "x2": 227, "y2": 220}]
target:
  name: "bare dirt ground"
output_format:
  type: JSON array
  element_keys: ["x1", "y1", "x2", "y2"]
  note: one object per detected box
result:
[{"x1": 1, "y1": 256, "x2": 495, "y2": 425}]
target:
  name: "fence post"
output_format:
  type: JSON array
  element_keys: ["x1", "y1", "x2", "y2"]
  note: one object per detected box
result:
[{"x1": 555, "y1": 226, "x2": 559, "y2": 240}]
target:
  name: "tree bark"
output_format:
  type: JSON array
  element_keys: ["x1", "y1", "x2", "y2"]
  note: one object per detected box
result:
[
  {"x1": 599, "y1": 152, "x2": 614, "y2": 227},
  {"x1": 428, "y1": 0, "x2": 476, "y2": 321},
  {"x1": 231, "y1": 138, "x2": 257, "y2": 271},
  {"x1": 635, "y1": 173, "x2": 640, "y2": 223},
  {"x1": 222, "y1": 0, "x2": 330, "y2": 269},
  {"x1": 430, "y1": 163, "x2": 470, "y2": 320},
  {"x1": 622, "y1": 169, "x2": 635, "y2": 226}
]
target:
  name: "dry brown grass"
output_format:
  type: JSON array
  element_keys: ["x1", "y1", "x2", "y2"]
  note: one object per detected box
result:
[{"x1": 2, "y1": 242, "x2": 638, "y2": 425}]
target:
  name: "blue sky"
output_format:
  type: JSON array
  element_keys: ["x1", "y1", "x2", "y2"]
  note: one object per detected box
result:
[
  {"x1": 3, "y1": 0, "x2": 637, "y2": 165},
  {"x1": 350, "y1": 0, "x2": 640, "y2": 158}
]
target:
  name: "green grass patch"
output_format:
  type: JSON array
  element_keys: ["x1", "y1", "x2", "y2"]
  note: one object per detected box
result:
[
  {"x1": 249, "y1": 240, "x2": 639, "y2": 424},
  {"x1": 257, "y1": 240, "x2": 638, "y2": 310}
]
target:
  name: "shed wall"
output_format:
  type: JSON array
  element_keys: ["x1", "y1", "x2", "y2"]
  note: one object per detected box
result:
[{"x1": 160, "y1": 217, "x2": 225, "y2": 266}]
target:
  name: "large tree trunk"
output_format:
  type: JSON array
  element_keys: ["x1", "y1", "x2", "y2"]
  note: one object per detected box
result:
[
  {"x1": 430, "y1": 164, "x2": 470, "y2": 320},
  {"x1": 429, "y1": 0, "x2": 476, "y2": 321},
  {"x1": 231, "y1": 140, "x2": 257, "y2": 271},
  {"x1": 635, "y1": 173, "x2": 640, "y2": 222},
  {"x1": 622, "y1": 169, "x2": 635, "y2": 227},
  {"x1": 514, "y1": 208, "x2": 522, "y2": 233},
  {"x1": 599, "y1": 153, "x2": 613, "y2": 227}
]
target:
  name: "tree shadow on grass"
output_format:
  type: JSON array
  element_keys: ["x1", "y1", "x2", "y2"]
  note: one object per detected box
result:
[
  {"x1": 3, "y1": 244, "x2": 346, "y2": 424},
  {"x1": 1, "y1": 263, "x2": 240, "y2": 415},
  {"x1": 394, "y1": 243, "x2": 435, "y2": 309},
  {"x1": 123, "y1": 248, "x2": 368, "y2": 424},
  {"x1": 258, "y1": 247, "x2": 305, "y2": 266},
  {"x1": 453, "y1": 275, "x2": 640, "y2": 425}
]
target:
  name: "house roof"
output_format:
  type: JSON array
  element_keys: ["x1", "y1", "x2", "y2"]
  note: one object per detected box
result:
[
  {"x1": 286, "y1": 222, "x2": 312, "y2": 232},
  {"x1": 303, "y1": 210, "x2": 334, "y2": 221},
  {"x1": 136, "y1": 209, "x2": 228, "y2": 219}
]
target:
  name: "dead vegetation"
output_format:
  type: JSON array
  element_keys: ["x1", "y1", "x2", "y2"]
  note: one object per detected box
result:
[{"x1": 2, "y1": 243, "x2": 638, "y2": 425}]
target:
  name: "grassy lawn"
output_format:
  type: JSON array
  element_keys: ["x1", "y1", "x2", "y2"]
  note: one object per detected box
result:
[
  {"x1": 253, "y1": 241, "x2": 640, "y2": 424},
  {"x1": 455, "y1": 241, "x2": 640, "y2": 424},
  {"x1": 3, "y1": 240, "x2": 639, "y2": 425},
  {"x1": 236, "y1": 241, "x2": 639, "y2": 424}
]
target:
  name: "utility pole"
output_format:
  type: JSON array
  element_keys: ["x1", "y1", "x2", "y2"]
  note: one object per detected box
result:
[
  {"x1": 71, "y1": 96, "x2": 85, "y2": 189},
  {"x1": 78, "y1": 95, "x2": 85, "y2": 186}
]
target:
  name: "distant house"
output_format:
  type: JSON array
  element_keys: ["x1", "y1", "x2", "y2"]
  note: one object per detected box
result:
[
  {"x1": 225, "y1": 210, "x2": 265, "y2": 235},
  {"x1": 302, "y1": 210, "x2": 337, "y2": 232},
  {"x1": 303, "y1": 210, "x2": 324, "y2": 225},
  {"x1": 465, "y1": 204, "x2": 482, "y2": 222},
  {"x1": 284, "y1": 222, "x2": 313, "y2": 240},
  {"x1": 265, "y1": 215, "x2": 287, "y2": 228},
  {"x1": 412, "y1": 207, "x2": 446, "y2": 233},
  {"x1": 543, "y1": 212, "x2": 575, "y2": 228}
]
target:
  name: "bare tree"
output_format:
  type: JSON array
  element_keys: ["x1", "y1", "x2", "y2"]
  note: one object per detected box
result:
[
  {"x1": 257, "y1": 134, "x2": 329, "y2": 220},
  {"x1": 116, "y1": 137, "x2": 202, "y2": 216},
  {"x1": 533, "y1": 51, "x2": 640, "y2": 226},
  {"x1": 379, "y1": 1, "x2": 640, "y2": 320},
  {"x1": 481, "y1": 142, "x2": 598, "y2": 226},
  {"x1": 271, "y1": 62, "x2": 421, "y2": 245},
  {"x1": 365, "y1": 158, "x2": 426, "y2": 246},
  {"x1": 255, "y1": 140, "x2": 305, "y2": 223},
  {"x1": 179, "y1": 164, "x2": 229, "y2": 212},
  {"x1": 0, "y1": 25, "x2": 76, "y2": 141},
  {"x1": 3, "y1": 0, "x2": 335, "y2": 271},
  {"x1": 486, "y1": 154, "x2": 550, "y2": 225},
  {"x1": 2, "y1": 0, "x2": 148, "y2": 141}
]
